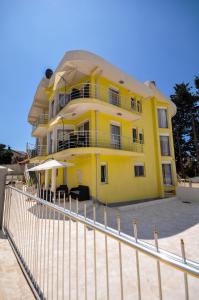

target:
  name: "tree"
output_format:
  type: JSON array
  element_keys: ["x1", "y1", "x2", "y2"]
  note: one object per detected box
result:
[
  {"x1": 0, "y1": 144, "x2": 13, "y2": 164},
  {"x1": 171, "y1": 82, "x2": 199, "y2": 177}
]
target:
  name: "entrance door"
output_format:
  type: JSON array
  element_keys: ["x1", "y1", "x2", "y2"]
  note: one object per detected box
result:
[{"x1": 110, "y1": 124, "x2": 121, "y2": 149}]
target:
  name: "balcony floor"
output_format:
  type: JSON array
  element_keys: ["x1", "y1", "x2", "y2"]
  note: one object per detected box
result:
[{"x1": 50, "y1": 146, "x2": 144, "y2": 160}]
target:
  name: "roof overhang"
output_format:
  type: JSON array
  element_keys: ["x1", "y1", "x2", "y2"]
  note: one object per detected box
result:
[
  {"x1": 49, "y1": 50, "x2": 154, "y2": 99},
  {"x1": 28, "y1": 78, "x2": 49, "y2": 124},
  {"x1": 28, "y1": 50, "x2": 176, "y2": 123},
  {"x1": 50, "y1": 50, "x2": 176, "y2": 116}
]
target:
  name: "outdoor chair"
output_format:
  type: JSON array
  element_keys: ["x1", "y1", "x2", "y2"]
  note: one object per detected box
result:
[
  {"x1": 70, "y1": 185, "x2": 90, "y2": 201},
  {"x1": 56, "y1": 185, "x2": 69, "y2": 199}
]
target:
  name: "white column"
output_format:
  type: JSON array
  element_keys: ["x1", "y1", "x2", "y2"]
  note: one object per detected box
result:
[
  {"x1": 44, "y1": 170, "x2": 49, "y2": 190},
  {"x1": 51, "y1": 168, "x2": 57, "y2": 193}
]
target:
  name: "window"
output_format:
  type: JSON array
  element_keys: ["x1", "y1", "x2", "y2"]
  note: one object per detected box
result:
[
  {"x1": 162, "y1": 163, "x2": 172, "y2": 185},
  {"x1": 109, "y1": 88, "x2": 120, "y2": 106},
  {"x1": 137, "y1": 100, "x2": 142, "y2": 113},
  {"x1": 139, "y1": 132, "x2": 144, "y2": 144},
  {"x1": 132, "y1": 128, "x2": 137, "y2": 143},
  {"x1": 110, "y1": 124, "x2": 121, "y2": 149},
  {"x1": 77, "y1": 121, "x2": 89, "y2": 133},
  {"x1": 77, "y1": 121, "x2": 90, "y2": 146},
  {"x1": 158, "y1": 108, "x2": 168, "y2": 128},
  {"x1": 50, "y1": 100, "x2": 55, "y2": 119},
  {"x1": 101, "y1": 164, "x2": 108, "y2": 183},
  {"x1": 134, "y1": 165, "x2": 145, "y2": 177},
  {"x1": 57, "y1": 129, "x2": 73, "y2": 151},
  {"x1": 131, "y1": 98, "x2": 136, "y2": 111},
  {"x1": 160, "y1": 136, "x2": 170, "y2": 156},
  {"x1": 58, "y1": 94, "x2": 66, "y2": 110},
  {"x1": 48, "y1": 132, "x2": 53, "y2": 154}
]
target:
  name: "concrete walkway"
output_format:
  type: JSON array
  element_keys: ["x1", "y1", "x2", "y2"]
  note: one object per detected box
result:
[{"x1": 0, "y1": 231, "x2": 34, "y2": 300}]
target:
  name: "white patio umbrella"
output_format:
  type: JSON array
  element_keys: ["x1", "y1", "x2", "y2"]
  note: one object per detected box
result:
[
  {"x1": 27, "y1": 159, "x2": 74, "y2": 195},
  {"x1": 26, "y1": 159, "x2": 74, "y2": 172}
]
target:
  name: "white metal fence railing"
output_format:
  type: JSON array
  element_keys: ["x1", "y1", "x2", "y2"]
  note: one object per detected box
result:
[
  {"x1": 178, "y1": 178, "x2": 199, "y2": 188},
  {"x1": 32, "y1": 114, "x2": 48, "y2": 133},
  {"x1": 3, "y1": 186, "x2": 199, "y2": 299}
]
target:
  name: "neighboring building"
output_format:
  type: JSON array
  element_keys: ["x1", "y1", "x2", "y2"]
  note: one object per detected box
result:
[
  {"x1": 27, "y1": 50, "x2": 177, "y2": 204},
  {"x1": 11, "y1": 149, "x2": 28, "y2": 164}
]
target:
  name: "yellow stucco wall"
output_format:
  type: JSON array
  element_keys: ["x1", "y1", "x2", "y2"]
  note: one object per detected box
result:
[{"x1": 31, "y1": 73, "x2": 177, "y2": 204}]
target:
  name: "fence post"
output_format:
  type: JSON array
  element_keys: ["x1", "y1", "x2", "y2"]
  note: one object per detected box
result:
[{"x1": 0, "y1": 168, "x2": 7, "y2": 230}]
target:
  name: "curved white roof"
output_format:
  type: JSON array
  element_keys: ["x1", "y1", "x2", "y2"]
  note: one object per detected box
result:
[
  {"x1": 50, "y1": 50, "x2": 176, "y2": 115},
  {"x1": 50, "y1": 50, "x2": 153, "y2": 98},
  {"x1": 28, "y1": 78, "x2": 49, "y2": 123},
  {"x1": 28, "y1": 50, "x2": 176, "y2": 122}
]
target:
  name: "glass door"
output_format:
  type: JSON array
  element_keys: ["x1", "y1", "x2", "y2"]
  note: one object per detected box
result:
[
  {"x1": 78, "y1": 121, "x2": 90, "y2": 146},
  {"x1": 162, "y1": 163, "x2": 172, "y2": 185},
  {"x1": 110, "y1": 124, "x2": 121, "y2": 149}
]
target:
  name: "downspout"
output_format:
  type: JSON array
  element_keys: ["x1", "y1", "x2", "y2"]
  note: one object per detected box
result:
[
  {"x1": 95, "y1": 154, "x2": 99, "y2": 203},
  {"x1": 95, "y1": 110, "x2": 99, "y2": 202}
]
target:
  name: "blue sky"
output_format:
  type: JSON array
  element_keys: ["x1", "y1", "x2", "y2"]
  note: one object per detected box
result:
[{"x1": 0, "y1": 0, "x2": 198, "y2": 150}]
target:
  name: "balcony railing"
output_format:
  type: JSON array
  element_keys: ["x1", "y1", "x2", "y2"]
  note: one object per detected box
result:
[
  {"x1": 49, "y1": 83, "x2": 142, "y2": 119},
  {"x1": 32, "y1": 114, "x2": 48, "y2": 133},
  {"x1": 27, "y1": 130, "x2": 144, "y2": 158},
  {"x1": 55, "y1": 130, "x2": 143, "y2": 153}
]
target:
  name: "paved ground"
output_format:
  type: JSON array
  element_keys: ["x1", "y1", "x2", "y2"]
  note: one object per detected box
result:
[
  {"x1": 61, "y1": 196, "x2": 199, "y2": 261},
  {"x1": 0, "y1": 231, "x2": 34, "y2": 300}
]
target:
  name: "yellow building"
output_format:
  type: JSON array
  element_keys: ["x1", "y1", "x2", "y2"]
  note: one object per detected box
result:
[{"x1": 27, "y1": 50, "x2": 177, "y2": 204}]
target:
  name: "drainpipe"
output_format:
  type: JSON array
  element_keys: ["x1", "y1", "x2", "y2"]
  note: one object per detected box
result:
[
  {"x1": 95, "y1": 154, "x2": 99, "y2": 203},
  {"x1": 95, "y1": 110, "x2": 98, "y2": 146}
]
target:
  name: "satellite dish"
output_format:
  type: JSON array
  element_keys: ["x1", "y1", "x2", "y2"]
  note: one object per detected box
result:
[{"x1": 45, "y1": 68, "x2": 53, "y2": 79}]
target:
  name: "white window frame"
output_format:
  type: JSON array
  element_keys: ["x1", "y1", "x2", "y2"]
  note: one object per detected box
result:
[
  {"x1": 131, "y1": 97, "x2": 136, "y2": 111},
  {"x1": 162, "y1": 162, "x2": 173, "y2": 185},
  {"x1": 134, "y1": 163, "x2": 145, "y2": 177},
  {"x1": 160, "y1": 135, "x2": 170, "y2": 156},
  {"x1": 157, "y1": 108, "x2": 168, "y2": 128},
  {"x1": 137, "y1": 100, "x2": 142, "y2": 113},
  {"x1": 132, "y1": 128, "x2": 137, "y2": 143},
  {"x1": 109, "y1": 87, "x2": 120, "y2": 106},
  {"x1": 100, "y1": 163, "x2": 108, "y2": 184},
  {"x1": 110, "y1": 123, "x2": 121, "y2": 149}
]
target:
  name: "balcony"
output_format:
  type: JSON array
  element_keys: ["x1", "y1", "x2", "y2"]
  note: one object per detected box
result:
[
  {"x1": 32, "y1": 114, "x2": 48, "y2": 136},
  {"x1": 50, "y1": 83, "x2": 142, "y2": 122},
  {"x1": 28, "y1": 130, "x2": 143, "y2": 159},
  {"x1": 56, "y1": 130, "x2": 143, "y2": 153}
]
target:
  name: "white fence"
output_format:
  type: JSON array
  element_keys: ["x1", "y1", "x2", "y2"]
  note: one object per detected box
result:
[{"x1": 3, "y1": 186, "x2": 199, "y2": 299}]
